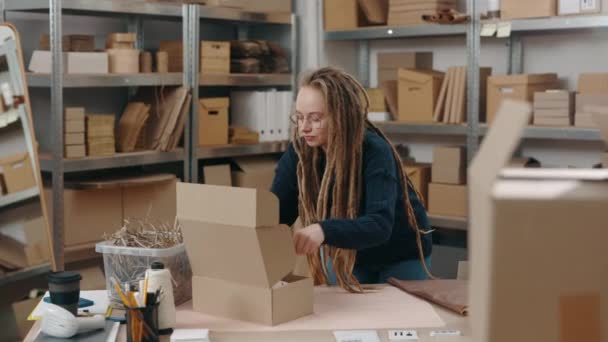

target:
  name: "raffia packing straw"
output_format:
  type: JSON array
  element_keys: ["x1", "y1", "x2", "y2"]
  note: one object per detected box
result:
[{"x1": 146, "y1": 262, "x2": 175, "y2": 335}]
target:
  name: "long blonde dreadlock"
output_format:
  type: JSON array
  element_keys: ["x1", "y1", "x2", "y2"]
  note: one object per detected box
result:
[{"x1": 293, "y1": 67, "x2": 434, "y2": 293}]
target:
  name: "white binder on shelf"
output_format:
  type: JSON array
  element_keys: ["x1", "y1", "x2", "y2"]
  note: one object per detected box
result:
[
  {"x1": 257, "y1": 91, "x2": 269, "y2": 142},
  {"x1": 265, "y1": 89, "x2": 278, "y2": 142},
  {"x1": 230, "y1": 91, "x2": 257, "y2": 134}
]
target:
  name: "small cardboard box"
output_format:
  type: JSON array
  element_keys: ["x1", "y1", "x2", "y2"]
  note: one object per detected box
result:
[
  {"x1": 107, "y1": 49, "x2": 140, "y2": 74},
  {"x1": 359, "y1": 0, "x2": 389, "y2": 24},
  {"x1": 501, "y1": 0, "x2": 557, "y2": 19},
  {"x1": 487, "y1": 73, "x2": 559, "y2": 124},
  {"x1": 559, "y1": 0, "x2": 606, "y2": 15},
  {"x1": 203, "y1": 164, "x2": 232, "y2": 186},
  {"x1": 199, "y1": 98, "x2": 229, "y2": 146},
  {"x1": 64, "y1": 144, "x2": 86, "y2": 158},
  {"x1": 29, "y1": 51, "x2": 109, "y2": 74},
  {"x1": 65, "y1": 107, "x2": 85, "y2": 121},
  {"x1": 178, "y1": 183, "x2": 314, "y2": 326},
  {"x1": 468, "y1": 100, "x2": 608, "y2": 342},
  {"x1": 428, "y1": 183, "x2": 467, "y2": 218},
  {"x1": 377, "y1": 52, "x2": 433, "y2": 84},
  {"x1": 404, "y1": 163, "x2": 431, "y2": 208},
  {"x1": 0, "y1": 216, "x2": 49, "y2": 269},
  {"x1": 366, "y1": 88, "x2": 387, "y2": 112},
  {"x1": 398, "y1": 69, "x2": 444, "y2": 123},
  {"x1": 232, "y1": 156, "x2": 277, "y2": 191},
  {"x1": 65, "y1": 119, "x2": 85, "y2": 133},
  {"x1": 201, "y1": 41, "x2": 230, "y2": 74},
  {"x1": 65, "y1": 132, "x2": 85, "y2": 145},
  {"x1": 577, "y1": 73, "x2": 608, "y2": 94},
  {"x1": 432, "y1": 146, "x2": 466, "y2": 185},
  {"x1": 0, "y1": 153, "x2": 36, "y2": 194},
  {"x1": 159, "y1": 40, "x2": 183, "y2": 72},
  {"x1": 324, "y1": 0, "x2": 364, "y2": 31}
]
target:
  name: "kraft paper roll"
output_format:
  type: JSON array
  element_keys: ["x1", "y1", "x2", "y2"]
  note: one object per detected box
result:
[
  {"x1": 140, "y1": 51, "x2": 153, "y2": 73},
  {"x1": 156, "y1": 51, "x2": 169, "y2": 73}
]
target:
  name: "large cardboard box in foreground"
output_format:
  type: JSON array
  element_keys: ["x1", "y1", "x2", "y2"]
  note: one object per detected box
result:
[
  {"x1": 469, "y1": 100, "x2": 608, "y2": 342},
  {"x1": 178, "y1": 183, "x2": 314, "y2": 325}
]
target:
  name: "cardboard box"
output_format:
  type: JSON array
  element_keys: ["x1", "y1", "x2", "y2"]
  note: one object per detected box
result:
[
  {"x1": 0, "y1": 295, "x2": 42, "y2": 341},
  {"x1": 64, "y1": 144, "x2": 86, "y2": 158},
  {"x1": 107, "y1": 49, "x2": 140, "y2": 74},
  {"x1": 65, "y1": 132, "x2": 85, "y2": 145},
  {"x1": 86, "y1": 114, "x2": 115, "y2": 138},
  {"x1": 0, "y1": 153, "x2": 36, "y2": 194},
  {"x1": 377, "y1": 52, "x2": 433, "y2": 84},
  {"x1": 432, "y1": 146, "x2": 466, "y2": 185},
  {"x1": 501, "y1": 0, "x2": 557, "y2": 19},
  {"x1": 199, "y1": 98, "x2": 229, "y2": 146},
  {"x1": 359, "y1": 0, "x2": 389, "y2": 24},
  {"x1": 559, "y1": 0, "x2": 606, "y2": 15},
  {"x1": 203, "y1": 164, "x2": 232, "y2": 186},
  {"x1": 0, "y1": 216, "x2": 49, "y2": 269},
  {"x1": 159, "y1": 41, "x2": 183, "y2": 72},
  {"x1": 398, "y1": 69, "x2": 444, "y2": 123},
  {"x1": 366, "y1": 88, "x2": 387, "y2": 112},
  {"x1": 428, "y1": 183, "x2": 467, "y2": 218},
  {"x1": 201, "y1": 41, "x2": 230, "y2": 74},
  {"x1": 206, "y1": 0, "x2": 292, "y2": 12},
  {"x1": 65, "y1": 107, "x2": 85, "y2": 121},
  {"x1": 577, "y1": 73, "x2": 608, "y2": 94},
  {"x1": 45, "y1": 175, "x2": 177, "y2": 246},
  {"x1": 486, "y1": 73, "x2": 559, "y2": 124},
  {"x1": 232, "y1": 157, "x2": 277, "y2": 191},
  {"x1": 468, "y1": 100, "x2": 608, "y2": 342},
  {"x1": 178, "y1": 183, "x2": 314, "y2": 325},
  {"x1": 324, "y1": 0, "x2": 364, "y2": 30},
  {"x1": 404, "y1": 163, "x2": 431, "y2": 207},
  {"x1": 65, "y1": 119, "x2": 85, "y2": 133},
  {"x1": 575, "y1": 94, "x2": 608, "y2": 128},
  {"x1": 29, "y1": 51, "x2": 109, "y2": 74},
  {"x1": 388, "y1": 0, "x2": 456, "y2": 26}
]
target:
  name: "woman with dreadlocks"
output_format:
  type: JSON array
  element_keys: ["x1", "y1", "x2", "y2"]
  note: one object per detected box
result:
[{"x1": 271, "y1": 67, "x2": 433, "y2": 293}]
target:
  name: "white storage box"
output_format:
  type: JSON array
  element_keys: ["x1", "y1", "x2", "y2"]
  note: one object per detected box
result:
[{"x1": 95, "y1": 241, "x2": 192, "y2": 306}]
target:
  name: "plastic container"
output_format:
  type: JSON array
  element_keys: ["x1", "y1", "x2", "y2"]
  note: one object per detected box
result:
[{"x1": 95, "y1": 242, "x2": 192, "y2": 307}]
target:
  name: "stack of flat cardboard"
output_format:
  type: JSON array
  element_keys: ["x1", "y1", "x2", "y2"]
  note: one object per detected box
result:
[
  {"x1": 434, "y1": 66, "x2": 492, "y2": 124},
  {"x1": 428, "y1": 146, "x2": 467, "y2": 218},
  {"x1": 64, "y1": 107, "x2": 86, "y2": 158},
  {"x1": 138, "y1": 86, "x2": 191, "y2": 151},
  {"x1": 388, "y1": 0, "x2": 457, "y2": 26},
  {"x1": 106, "y1": 33, "x2": 140, "y2": 74},
  {"x1": 40, "y1": 34, "x2": 95, "y2": 52},
  {"x1": 397, "y1": 68, "x2": 444, "y2": 123},
  {"x1": 533, "y1": 90, "x2": 574, "y2": 127},
  {"x1": 86, "y1": 114, "x2": 116, "y2": 156},
  {"x1": 230, "y1": 126, "x2": 260, "y2": 144},
  {"x1": 575, "y1": 73, "x2": 608, "y2": 128},
  {"x1": 201, "y1": 41, "x2": 230, "y2": 74},
  {"x1": 117, "y1": 102, "x2": 151, "y2": 152}
]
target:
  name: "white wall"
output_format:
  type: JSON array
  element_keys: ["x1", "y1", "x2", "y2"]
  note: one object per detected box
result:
[{"x1": 300, "y1": 0, "x2": 608, "y2": 167}]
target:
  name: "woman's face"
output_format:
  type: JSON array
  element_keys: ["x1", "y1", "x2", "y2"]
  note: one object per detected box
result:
[{"x1": 294, "y1": 86, "x2": 329, "y2": 149}]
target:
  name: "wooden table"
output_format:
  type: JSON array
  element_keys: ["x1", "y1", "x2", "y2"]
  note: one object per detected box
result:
[{"x1": 25, "y1": 305, "x2": 469, "y2": 342}]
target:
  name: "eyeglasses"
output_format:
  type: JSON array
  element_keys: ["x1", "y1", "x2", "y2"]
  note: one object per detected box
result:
[{"x1": 290, "y1": 113, "x2": 325, "y2": 130}]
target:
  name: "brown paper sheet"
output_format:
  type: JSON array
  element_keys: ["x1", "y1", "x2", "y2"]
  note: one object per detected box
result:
[{"x1": 388, "y1": 278, "x2": 468, "y2": 316}]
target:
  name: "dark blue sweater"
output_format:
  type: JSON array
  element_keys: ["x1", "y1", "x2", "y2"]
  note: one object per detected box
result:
[{"x1": 271, "y1": 130, "x2": 432, "y2": 267}]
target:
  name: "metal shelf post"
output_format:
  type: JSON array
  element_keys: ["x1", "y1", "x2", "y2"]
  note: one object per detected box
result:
[
  {"x1": 357, "y1": 41, "x2": 370, "y2": 88},
  {"x1": 466, "y1": 0, "x2": 481, "y2": 163},
  {"x1": 50, "y1": 0, "x2": 64, "y2": 272},
  {"x1": 185, "y1": 4, "x2": 200, "y2": 183}
]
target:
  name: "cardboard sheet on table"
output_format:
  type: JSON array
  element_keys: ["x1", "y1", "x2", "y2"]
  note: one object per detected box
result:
[{"x1": 175, "y1": 286, "x2": 445, "y2": 331}]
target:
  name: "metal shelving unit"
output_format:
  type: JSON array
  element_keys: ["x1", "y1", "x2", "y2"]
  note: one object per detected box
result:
[
  {"x1": 3, "y1": 0, "x2": 297, "y2": 273},
  {"x1": 198, "y1": 141, "x2": 288, "y2": 160},
  {"x1": 38, "y1": 148, "x2": 185, "y2": 173},
  {"x1": 0, "y1": 187, "x2": 39, "y2": 209},
  {"x1": 323, "y1": 3, "x2": 608, "y2": 233}
]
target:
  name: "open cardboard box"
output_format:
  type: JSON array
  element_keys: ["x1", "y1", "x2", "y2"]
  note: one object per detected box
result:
[
  {"x1": 177, "y1": 183, "x2": 313, "y2": 326},
  {"x1": 469, "y1": 100, "x2": 608, "y2": 342}
]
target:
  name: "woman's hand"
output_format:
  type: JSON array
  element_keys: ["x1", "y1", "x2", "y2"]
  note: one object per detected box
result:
[{"x1": 293, "y1": 223, "x2": 325, "y2": 255}]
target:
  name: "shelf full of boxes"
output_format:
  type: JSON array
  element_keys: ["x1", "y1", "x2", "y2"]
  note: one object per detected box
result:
[
  {"x1": 324, "y1": 0, "x2": 608, "y2": 232},
  {"x1": 2, "y1": 0, "x2": 296, "y2": 279}
]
